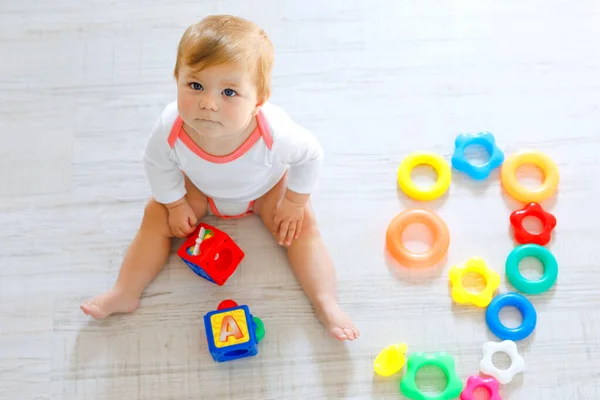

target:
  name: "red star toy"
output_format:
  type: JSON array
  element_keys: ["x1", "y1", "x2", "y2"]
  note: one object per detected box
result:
[{"x1": 510, "y1": 202, "x2": 557, "y2": 245}]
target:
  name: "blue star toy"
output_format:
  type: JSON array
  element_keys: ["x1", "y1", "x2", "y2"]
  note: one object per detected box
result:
[{"x1": 451, "y1": 132, "x2": 504, "y2": 180}]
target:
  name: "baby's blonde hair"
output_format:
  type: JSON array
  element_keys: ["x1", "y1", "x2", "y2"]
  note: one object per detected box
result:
[{"x1": 174, "y1": 15, "x2": 274, "y2": 102}]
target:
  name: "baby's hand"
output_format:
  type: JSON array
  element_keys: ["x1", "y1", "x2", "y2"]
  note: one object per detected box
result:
[
  {"x1": 167, "y1": 200, "x2": 197, "y2": 238},
  {"x1": 273, "y1": 197, "x2": 305, "y2": 246}
]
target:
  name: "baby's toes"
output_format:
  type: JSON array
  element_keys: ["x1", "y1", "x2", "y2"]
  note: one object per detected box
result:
[
  {"x1": 342, "y1": 327, "x2": 356, "y2": 340},
  {"x1": 330, "y1": 327, "x2": 349, "y2": 341},
  {"x1": 80, "y1": 303, "x2": 92, "y2": 315}
]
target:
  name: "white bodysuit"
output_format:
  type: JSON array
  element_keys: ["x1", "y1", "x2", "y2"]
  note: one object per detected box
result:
[{"x1": 143, "y1": 101, "x2": 323, "y2": 218}]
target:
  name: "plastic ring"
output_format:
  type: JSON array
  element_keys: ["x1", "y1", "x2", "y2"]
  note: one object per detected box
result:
[
  {"x1": 397, "y1": 152, "x2": 451, "y2": 201},
  {"x1": 501, "y1": 150, "x2": 559, "y2": 203},
  {"x1": 506, "y1": 244, "x2": 558, "y2": 294},
  {"x1": 510, "y1": 202, "x2": 557, "y2": 245},
  {"x1": 400, "y1": 352, "x2": 463, "y2": 400},
  {"x1": 451, "y1": 132, "x2": 504, "y2": 180},
  {"x1": 373, "y1": 343, "x2": 408, "y2": 376},
  {"x1": 485, "y1": 292, "x2": 537, "y2": 341},
  {"x1": 449, "y1": 257, "x2": 501, "y2": 308},
  {"x1": 386, "y1": 209, "x2": 450, "y2": 268},
  {"x1": 461, "y1": 375, "x2": 501, "y2": 400},
  {"x1": 479, "y1": 341, "x2": 525, "y2": 385}
]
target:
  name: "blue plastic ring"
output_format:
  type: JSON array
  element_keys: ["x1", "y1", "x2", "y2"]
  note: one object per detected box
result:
[
  {"x1": 451, "y1": 132, "x2": 505, "y2": 180},
  {"x1": 485, "y1": 292, "x2": 537, "y2": 341}
]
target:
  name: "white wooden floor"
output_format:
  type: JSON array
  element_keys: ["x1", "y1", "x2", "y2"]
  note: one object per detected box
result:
[{"x1": 1, "y1": 1, "x2": 599, "y2": 399}]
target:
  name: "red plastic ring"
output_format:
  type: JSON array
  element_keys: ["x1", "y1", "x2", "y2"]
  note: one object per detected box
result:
[{"x1": 510, "y1": 202, "x2": 556, "y2": 245}]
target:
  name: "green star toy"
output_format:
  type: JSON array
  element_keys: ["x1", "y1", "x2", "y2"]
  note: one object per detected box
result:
[{"x1": 400, "y1": 352, "x2": 463, "y2": 400}]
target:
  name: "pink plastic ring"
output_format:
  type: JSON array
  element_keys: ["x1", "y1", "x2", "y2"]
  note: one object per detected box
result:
[{"x1": 460, "y1": 375, "x2": 501, "y2": 400}]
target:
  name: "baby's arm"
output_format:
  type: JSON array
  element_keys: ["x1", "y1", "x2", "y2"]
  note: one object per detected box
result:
[
  {"x1": 143, "y1": 117, "x2": 187, "y2": 205},
  {"x1": 143, "y1": 117, "x2": 197, "y2": 237},
  {"x1": 272, "y1": 112, "x2": 323, "y2": 196},
  {"x1": 270, "y1": 111, "x2": 324, "y2": 244}
]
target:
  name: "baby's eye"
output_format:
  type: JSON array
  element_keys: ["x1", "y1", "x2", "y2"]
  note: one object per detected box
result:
[
  {"x1": 222, "y1": 88, "x2": 237, "y2": 97},
  {"x1": 190, "y1": 82, "x2": 203, "y2": 91}
]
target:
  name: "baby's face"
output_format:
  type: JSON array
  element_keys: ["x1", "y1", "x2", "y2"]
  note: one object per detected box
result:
[{"x1": 176, "y1": 63, "x2": 261, "y2": 138}]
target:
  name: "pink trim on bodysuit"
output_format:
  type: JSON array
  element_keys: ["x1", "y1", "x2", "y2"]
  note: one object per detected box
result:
[
  {"x1": 256, "y1": 110, "x2": 273, "y2": 150},
  {"x1": 167, "y1": 109, "x2": 272, "y2": 219},
  {"x1": 167, "y1": 117, "x2": 183, "y2": 148},
  {"x1": 167, "y1": 109, "x2": 273, "y2": 162},
  {"x1": 208, "y1": 198, "x2": 255, "y2": 219}
]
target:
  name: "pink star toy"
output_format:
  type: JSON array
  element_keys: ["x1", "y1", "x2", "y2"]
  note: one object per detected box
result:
[{"x1": 460, "y1": 375, "x2": 501, "y2": 400}]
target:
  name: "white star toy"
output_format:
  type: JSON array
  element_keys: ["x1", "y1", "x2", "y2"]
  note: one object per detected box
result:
[{"x1": 480, "y1": 340, "x2": 525, "y2": 384}]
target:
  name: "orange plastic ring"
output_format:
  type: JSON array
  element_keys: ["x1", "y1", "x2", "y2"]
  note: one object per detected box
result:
[
  {"x1": 386, "y1": 209, "x2": 450, "y2": 268},
  {"x1": 501, "y1": 150, "x2": 559, "y2": 203}
]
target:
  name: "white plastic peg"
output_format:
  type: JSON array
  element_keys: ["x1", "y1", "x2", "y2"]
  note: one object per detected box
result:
[{"x1": 192, "y1": 227, "x2": 205, "y2": 256}]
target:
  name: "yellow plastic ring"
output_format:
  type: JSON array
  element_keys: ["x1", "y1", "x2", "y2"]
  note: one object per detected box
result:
[
  {"x1": 397, "y1": 152, "x2": 451, "y2": 201},
  {"x1": 500, "y1": 150, "x2": 559, "y2": 203},
  {"x1": 449, "y1": 257, "x2": 501, "y2": 308}
]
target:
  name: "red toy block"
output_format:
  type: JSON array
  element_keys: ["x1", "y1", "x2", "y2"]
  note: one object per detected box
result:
[{"x1": 178, "y1": 223, "x2": 244, "y2": 285}]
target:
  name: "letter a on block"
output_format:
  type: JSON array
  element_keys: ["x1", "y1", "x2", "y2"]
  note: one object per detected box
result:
[
  {"x1": 210, "y1": 309, "x2": 250, "y2": 347},
  {"x1": 219, "y1": 315, "x2": 244, "y2": 343}
]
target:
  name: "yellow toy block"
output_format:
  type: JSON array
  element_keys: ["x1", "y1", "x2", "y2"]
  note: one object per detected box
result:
[{"x1": 210, "y1": 309, "x2": 250, "y2": 348}]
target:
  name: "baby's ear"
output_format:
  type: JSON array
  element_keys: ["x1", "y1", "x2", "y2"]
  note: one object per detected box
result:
[
  {"x1": 253, "y1": 93, "x2": 269, "y2": 115},
  {"x1": 252, "y1": 103, "x2": 263, "y2": 116}
]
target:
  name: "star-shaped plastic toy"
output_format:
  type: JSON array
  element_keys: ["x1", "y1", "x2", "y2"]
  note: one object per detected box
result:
[
  {"x1": 451, "y1": 132, "x2": 505, "y2": 180},
  {"x1": 460, "y1": 375, "x2": 501, "y2": 400},
  {"x1": 510, "y1": 202, "x2": 557, "y2": 245},
  {"x1": 480, "y1": 340, "x2": 524, "y2": 384},
  {"x1": 400, "y1": 352, "x2": 463, "y2": 400},
  {"x1": 449, "y1": 257, "x2": 501, "y2": 308},
  {"x1": 373, "y1": 343, "x2": 407, "y2": 376}
]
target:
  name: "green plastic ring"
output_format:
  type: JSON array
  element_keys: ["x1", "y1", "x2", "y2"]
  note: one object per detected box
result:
[
  {"x1": 506, "y1": 244, "x2": 558, "y2": 294},
  {"x1": 253, "y1": 316, "x2": 265, "y2": 342},
  {"x1": 400, "y1": 352, "x2": 463, "y2": 400}
]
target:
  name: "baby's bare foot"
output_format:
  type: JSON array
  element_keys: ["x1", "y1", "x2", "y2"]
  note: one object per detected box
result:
[
  {"x1": 316, "y1": 302, "x2": 360, "y2": 341},
  {"x1": 80, "y1": 288, "x2": 139, "y2": 320}
]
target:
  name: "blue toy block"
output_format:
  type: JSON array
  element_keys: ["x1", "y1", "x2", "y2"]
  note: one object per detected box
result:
[
  {"x1": 203, "y1": 300, "x2": 264, "y2": 362},
  {"x1": 182, "y1": 259, "x2": 215, "y2": 283}
]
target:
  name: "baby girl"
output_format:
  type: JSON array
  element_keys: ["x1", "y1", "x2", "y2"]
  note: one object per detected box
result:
[{"x1": 81, "y1": 15, "x2": 359, "y2": 341}]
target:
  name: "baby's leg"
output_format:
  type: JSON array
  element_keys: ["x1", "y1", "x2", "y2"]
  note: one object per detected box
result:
[
  {"x1": 81, "y1": 177, "x2": 208, "y2": 319},
  {"x1": 254, "y1": 176, "x2": 359, "y2": 341}
]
